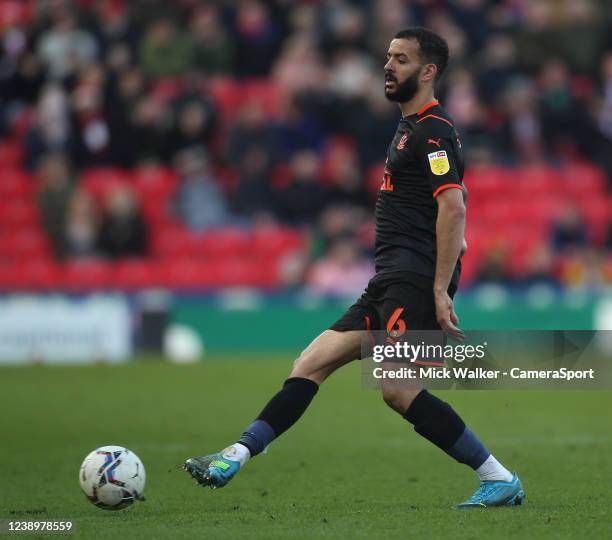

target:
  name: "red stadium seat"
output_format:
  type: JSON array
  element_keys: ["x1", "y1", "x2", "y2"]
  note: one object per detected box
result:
[
  {"x1": 81, "y1": 168, "x2": 131, "y2": 201},
  {"x1": 165, "y1": 258, "x2": 219, "y2": 289},
  {"x1": 152, "y1": 226, "x2": 201, "y2": 258},
  {"x1": 114, "y1": 259, "x2": 165, "y2": 289},
  {"x1": 0, "y1": 230, "x2": 51, "y2": 260},
  {"x1": 0, "y1": 141, "x2": 24, "y2": 167},
  {"x1": 200, "y1": 229, "x2": 251, "y2": 257},
  {"x1": 132, "y1": 166, "x2": 177, "y2": 197},
  {"x1": 63, "y1": 259, "x2": 114, "y2": 290},
  {"x1": 140, "y1": 196, "x2": 173, "y2": 226},
  {"x1": 252, "y1": 227, "x2": 304, "y2": 256},
  {"x1": 560, "y1": 162, "x2": 606, "y2": 197},
  {"x1": 207, "y1": 78, "x2": 243, "y2": 121},
  {"x1": 0, "y1": 169, "x2": 35, "y2": 197},
  {"x1": 243, "y1": 80, "x2": 283, "y2": 118},
  {"x1": 16, "y1": 260, "x2": 63, "y2": 290},
  {"x1": 0, "y1": 0, "x2": 34, "y2": 26},
  {"x1": 0, "y1": 199, "x2": 40, "y2": 228},
  {"x1": 150, "y1": 77, "x2": 184, "y2": 101}
]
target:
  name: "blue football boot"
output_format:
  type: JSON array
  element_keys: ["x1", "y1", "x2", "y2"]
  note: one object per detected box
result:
[
  {"x1": 183, "y1": 450, "x2": 241, "y2": 489},
  {"x1": 455, "y1": 472, "x2": 525, "y2": 509}
]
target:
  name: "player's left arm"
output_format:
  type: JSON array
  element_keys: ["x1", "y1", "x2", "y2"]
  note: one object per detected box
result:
[
  {"x1": 412, "y1": 121, "x2": 466, "y2": 339},
  {"x1": 434, "y1": 188, "x2": 465, "y2": 340}
]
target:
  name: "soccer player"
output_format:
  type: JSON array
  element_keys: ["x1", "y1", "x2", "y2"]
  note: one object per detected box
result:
[{"x1": 184, "y1": 27, "x2": 525, "y2": 509}]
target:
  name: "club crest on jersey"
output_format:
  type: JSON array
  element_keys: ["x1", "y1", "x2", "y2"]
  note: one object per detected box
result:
[
  {"x1": 396, "y1": 134, "x2": 409, "y2": 150},
  {"x1": 427, "y1": 150, "x2": 450, "y2": 175}
]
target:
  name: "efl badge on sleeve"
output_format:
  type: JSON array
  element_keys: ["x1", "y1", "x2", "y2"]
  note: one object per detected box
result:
[{"x1": 427, "y1": 150, "x2": 450, "y2": 176}]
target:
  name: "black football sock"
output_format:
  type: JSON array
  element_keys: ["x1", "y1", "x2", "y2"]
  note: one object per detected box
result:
[
  {"x1": 238, "y1": 377, "x2": 319, "y2": 456},
  {"x1": 403, "y1": 389, "x2": 490, "y2": 469}
]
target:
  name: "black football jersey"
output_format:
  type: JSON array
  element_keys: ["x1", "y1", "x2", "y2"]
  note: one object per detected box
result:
[{"x1": 375, "y1": 100, "x2": 464, "y2": 284}]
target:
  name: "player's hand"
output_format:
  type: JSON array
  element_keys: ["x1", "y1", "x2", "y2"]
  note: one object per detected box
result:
[{"x1": 434, "y1": 291, "x2": 465, "y2": 341}]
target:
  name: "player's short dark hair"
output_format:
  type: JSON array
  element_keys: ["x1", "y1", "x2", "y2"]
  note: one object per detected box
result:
[{"x1": 394, "y1": 27, "x2": 449, "y2": 81}]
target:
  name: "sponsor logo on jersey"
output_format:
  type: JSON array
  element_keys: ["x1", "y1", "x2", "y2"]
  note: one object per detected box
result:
[
  {"x1": 427, "y1": 150, "x2": 450, "y2": 175},
  {"x1": 427, "y1": 138, "x2": 441, "y2": 147}
]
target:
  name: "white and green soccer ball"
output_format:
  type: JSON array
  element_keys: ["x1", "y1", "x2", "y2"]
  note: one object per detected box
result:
[{"x1": 79, "y1": 445, "x2": 146, "y2": 510}]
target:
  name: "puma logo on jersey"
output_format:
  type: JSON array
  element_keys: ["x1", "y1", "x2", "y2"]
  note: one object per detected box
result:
[
  {"x1": 396, "y1": 134, "x2": 409, "y2": 150},
  {"x1": 427, "y1": 138, "x2": 441, "y2": 147}
]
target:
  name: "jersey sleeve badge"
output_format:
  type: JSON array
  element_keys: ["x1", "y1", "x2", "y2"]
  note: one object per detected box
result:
[{"x1": 427, "y1": 150, "x2": 450, "y2": 175}]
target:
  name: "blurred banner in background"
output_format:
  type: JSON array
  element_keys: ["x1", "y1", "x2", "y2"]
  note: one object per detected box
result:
[{"x1": 0, "y1": 294, "x2": 131, "y2": 363}]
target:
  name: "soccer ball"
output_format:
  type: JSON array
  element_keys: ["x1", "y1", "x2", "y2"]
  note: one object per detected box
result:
[{"x1": 79, "y1": 445, "x2": 146, "y2": 510}]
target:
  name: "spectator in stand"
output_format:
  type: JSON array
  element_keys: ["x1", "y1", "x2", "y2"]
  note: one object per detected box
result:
[
  {"x1": 272, "y1": 35, "x2": 327, "y2": 96},
  {"x1": 311, "y1": 205, "x2": 372, "y2": 262},
  {"x1": 139, "y1": 19, "x2": 194, "y2": 78},
  {"x1": 274, "y1": 94, "x2": 325, "y2": 157},
  {"x1": 70, "y1": 63, "x2": 114, "y2": 167},
  {"x1": 63, "y1": 188, "x2": 100, "y2": 259},
  {"x1": 559, "y1": 248, "x2": 606, "y2": 290},
  {"x1": 425, "y1": 11, "x2": 468, "y2": 67},
  {"x1": 274, "y1": 150, "x2": 327, "y2": 226},
  {"x1": 98, "y1": 185, "x2": 148, "y2": 258},
  {"x1": 36, "y1": 8, "x2": 99, "y2": 80},
  {"x1": 551, "y1": 204, "x2": 589, "y2": 252},
  {"x1": 448, "y1": 0, "x2": 491, "y2": 54},
  {"x1": 538, "y1": 59, "x2": 593, "y2": 157},
  {"x1": 129, "y1": 95, "x2": 170, "y2": 165},
  {"x1": 234, "y1": 0, "x2": 282, "y2": 77},
  {"x1": 105, "y1": 67, "x2": 147, "y2": 167},
  {"x1": 349, "y1": 86, "x2": 398, "y2": 168},
  {"x1": 286, "y1": 2, "x2": 320, "y2": 43},
  {"x1": 328, "y1": 47, "x2": 375, "y2": 100},
  {"x1": 90, "y1": 0, "x2": 139, "y2": 58},
  {"x1": 306, "y1": 236, "x2": 374, "y2": 297},
  {"x1": 0, "y1": 28, "x2": 44, "y2": 117},
  {"x1": 498, "y1": 78, "x2": 542, "y2": 163},
  {"x1": 190, "y1": 3, "x2": 234, "y2": 76},
  {"x1": 232, "y1": 146, "x2": 275, "y2": 220},
  {"x1": 37, "y1": 152, "x2": 74, "y2": 259},
  {"x1": 443, "y1": 68, "x2": 491, "y2": 154},
  {"x1": 173, "y1": 148, "x2": 234, "y2": 233},
  {"x1": 514, "y1": 1, "x2": 557, "y2": 76},
  {"x1": 164, "y1": 98, "x2": 215, "y2": 162},
  {"x1": 320, "y1": 2, "x2": 367, "y2": 57},
  {"x1": 24, "y1": 83, "x2": 75, "y2": 170},
  {"x1": 226, "y1": 101, "x2": 278, "y2": 165},
  {"x1": 553, "y1": 0, "x2": 606, "y2": 75},
  {"x1": 474, "y1": 243, "x2": 513, "y2": 285},
  {"x1": 476, "y1": 33, "x2": 519, "y2": 106},
  {"x1": 597, "y1": 51, "x2": 612, "y2": 142},
  {"x1": 366, "y1": 0, "x2": 411, "y2": 60},
  {"x1": 521, "y1": 245, "x2": 560, "y2": 288},
  {"x1": 323, "y1": 143, "x2": 369, "y2": 209}
]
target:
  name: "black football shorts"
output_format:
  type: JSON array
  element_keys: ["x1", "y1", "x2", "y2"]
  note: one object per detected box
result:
[{"x1": 329, "y1": 271, "x2": 457, "y2": 333}]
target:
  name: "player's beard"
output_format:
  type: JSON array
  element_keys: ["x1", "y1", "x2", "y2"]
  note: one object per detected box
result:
[{"x1": 384, "y1": 68, "x2": 421, "y2": 103}]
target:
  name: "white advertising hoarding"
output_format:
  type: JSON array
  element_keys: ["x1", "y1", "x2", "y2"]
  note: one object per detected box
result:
[{"x1": 0, "y1": 295, "x2": 132, "y2": 364}]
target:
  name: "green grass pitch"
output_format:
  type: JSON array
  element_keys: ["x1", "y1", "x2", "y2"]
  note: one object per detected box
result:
[{"x1": 1, "y1": 357, "x2": 611, "y2": 539}]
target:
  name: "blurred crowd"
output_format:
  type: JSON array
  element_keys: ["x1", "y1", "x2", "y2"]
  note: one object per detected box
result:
[{"x1": 0, "y1": 0, "x2": 611, "y2": 294}]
